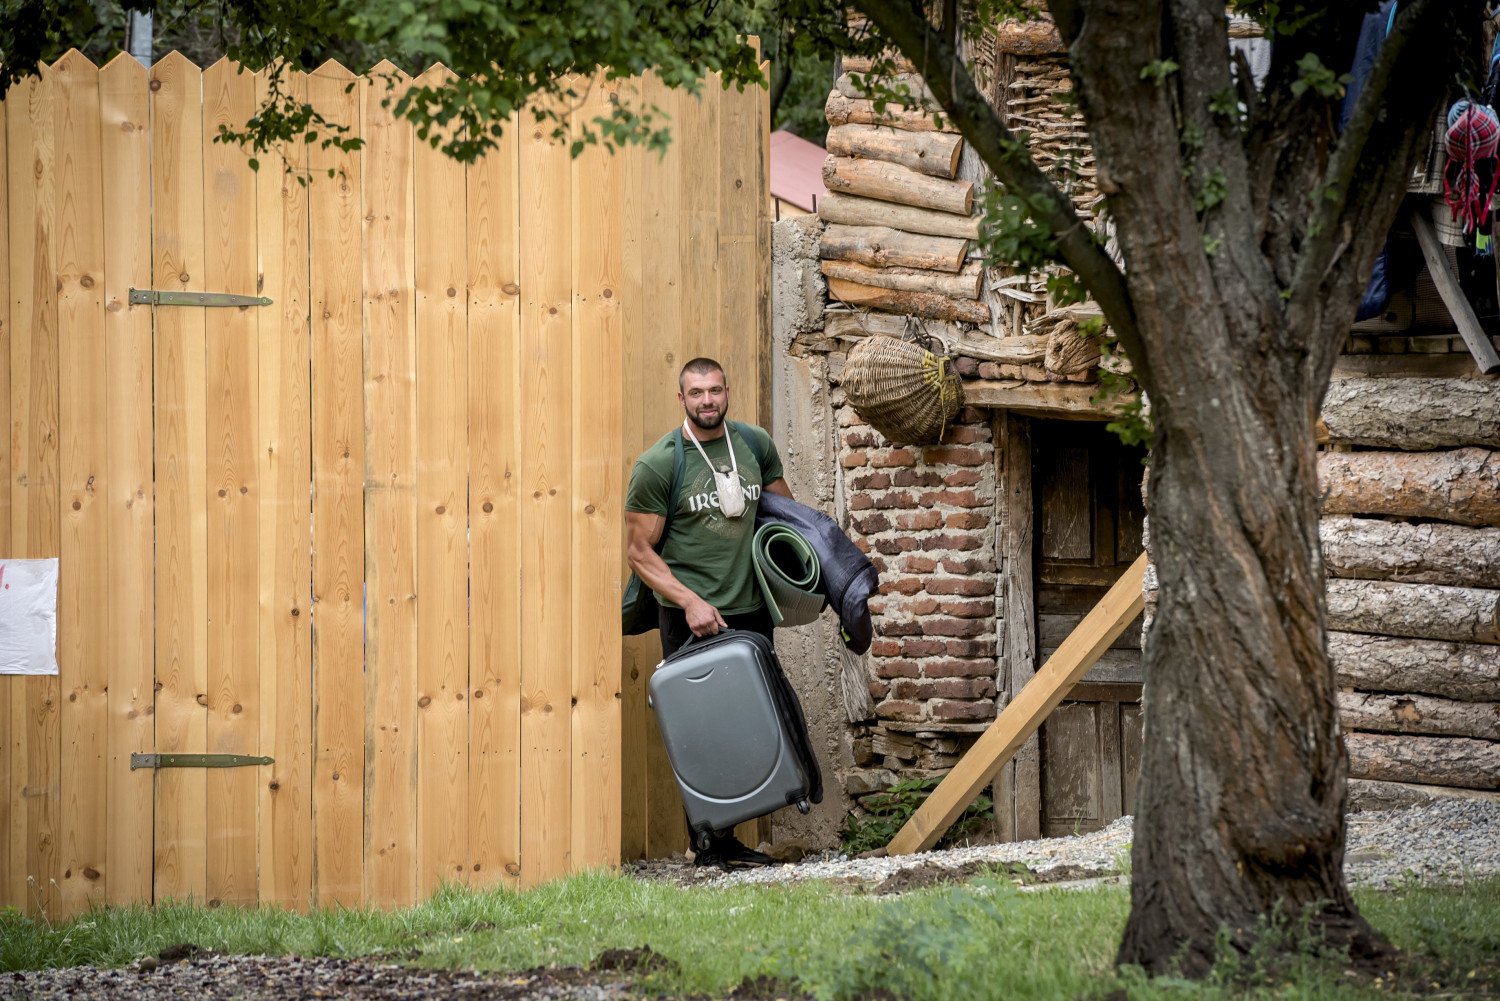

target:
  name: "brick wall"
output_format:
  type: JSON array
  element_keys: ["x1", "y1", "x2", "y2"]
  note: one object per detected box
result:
[{"x1": 835, "y1": 395, "x2": 1003, "y2": 730}]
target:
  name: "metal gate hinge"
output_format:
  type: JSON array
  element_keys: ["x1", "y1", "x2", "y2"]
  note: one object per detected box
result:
[
  {"x1": 130, "y1": 288, "x2": 273, "y2": 308},
  {"x1": 131, "y1": 753, "x2": 274, "y2": 770}
]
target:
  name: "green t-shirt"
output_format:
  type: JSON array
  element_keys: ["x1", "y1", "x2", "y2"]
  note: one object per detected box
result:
[{"x1": 625, "y1": 422, "x2": 784, "y2": 614}]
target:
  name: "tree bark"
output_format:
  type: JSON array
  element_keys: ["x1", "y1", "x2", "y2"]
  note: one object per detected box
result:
[
  {"x1": 1345, "y1": 732, "x2": 1500, "y2": 790},
  {"x1": 823, "y1": 156, "x2": 975, "y2": 215},
  {"x1": 1321, "y1": 377, "x2": 1500, "y2": 448},
  {"x1": 825, "y1": 92, "x2": 958, "y2": 132},
  {"x1": 1320, "y1": 516, "x2": 1500, "y2": 589},
  {"x1": 827, "y1": 124, "x2": 965, "y2": 179},
  {"x1": 1330, "y1": 631, "x2": 1500, "y2": 702},
  {"x1": 1348, "y1": 778, "x2": 1500, "y2": 810},
  {"x1": 1318, "y1": 448, "x2": 1500, "y2": 527},
  {"x1": 1337, "y1": 691, "x2": 1500, "y2": 741},
  {"x1": 1326, "y1": 579, "x2": 1500, "y2": 645},
  {"x1": 820, "y1": 259, "x2": 982, "y2": 299},
  {"x1": 826, "y1": 276, "x2": 990, "y2": 324},
  {"x1": 819, "y1": 192, "x2": 980, "y2": 239},
  {"x1": 819, "y1": 223, "x2": 968, "y2": 272}
]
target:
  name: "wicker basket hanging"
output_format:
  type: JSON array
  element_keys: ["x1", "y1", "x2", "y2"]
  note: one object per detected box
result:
[{"x1": 841, "y1": 322, "x2": 964, "y2": 446}]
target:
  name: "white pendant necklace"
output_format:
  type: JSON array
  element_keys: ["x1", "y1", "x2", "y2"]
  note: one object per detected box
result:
[{"x1": 683, "y1": 420, "x2": 746, "y2": 518}]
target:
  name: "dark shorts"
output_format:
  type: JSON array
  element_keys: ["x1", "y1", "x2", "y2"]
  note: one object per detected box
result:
[{"x1": 658, "y1": 604, "x2": 774, "y2": 659}]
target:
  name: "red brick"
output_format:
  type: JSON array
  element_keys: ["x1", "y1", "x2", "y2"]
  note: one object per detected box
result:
[
  {"x1": 848, "y1": 493, "x2": 875, "y2": 511},
  {"x1": 940, "y1": 598, "x2": 993, "y2": 619},
  {"x1": 924, "y1": 616, "x2": 989, "y2": 637},
  {"x1": 977, "y1": 361, "x2": 1003, "y2": 379},
  {"x1": 875, "y1": 699, "x2": 925, "y2": 722},
  {"x1": 870, "y1": 448, "x2": 918, "y2": 468},
  {"x1": 889, "y1": 596, "x2": 939, "y2": 616},
  {"x1": 881, "y1": 620, "x2": 923, "y2": 636},
  {"x1": 893, "y1": 469, "x2": 944, "y2": 488},
  {"x1": 875, "y1": 536, "x2": 921, "y2": 555},
  {"x1": 841, "y1": 450, "x2": 868, "y2": 469},
  {"x1": 930, "y1": 699, "x2": 996, "y2": 721},
  {"x1": 944, "y1": 425, "x2": 991, "y2": 445},
  {"x1": 873, "y1": 491, "x2": 918, "y2": 510},
  {"x1": 879, "y1": 577, "x2": 923, "y2": 596},
  {"x1": 854, "y1": 536, "x2": 871, "y2": 554},
  {"x1": 870, "y1": 638, "x2": 902, "y2": 658},
  {"x1": 853, "y1": 512, "x2": 891, "y2": 535},
  {"x1": 926, "y1": 577, "x2": 995, "y2": 596},
  {"x1": 920, "y1": 533, "x2": 983, "y2": 552},
  {"x1": 943, "y1": 469, "x2": 982, "y2": 487},
  {"x1": 944, "y1": 511, "x2": 990, "y2": 530},
  {"x1": 874, "y1": 658, "x2": 920, "y2": 679},
  {"x1": 866, "y1": 596, "x2": 887, "y2": 615},
  {"x1": 921, "y1": 446, "x2": 988, "y2": 467},
  {"x1": 895, "y1": 510, "x2": 943, "y2": 531},
  {"x1": 837, "y1": 406, "x2": 866, "y2": 428},
  {"x1": 843, "y1": 430, "x2": 878, "y2": 449},
  {"x1": 918, "y1": 488, "x2": 988, "y2": 509},
  {"x1": 944, "y1": 639, "x2": 995, "y2": 658},
  {"x1": 869, "y1": 555, "x2": 888, "y2": 573},
  {"x1": 924, "y1": 657, "x2": 997, "y2": 678},
  {"x1": 898, "y1": 555, "x2": 939, "y2": 573},
  {"x1": 868, "y1": 680, "x2": 890, "y2": 699},
  {"x1": 900, "y1": 637, "x2": 946, "y2": 657},
  {"x1": 940, "y1": 556, "x2": 989, "y2": 574},
  {"x1": 849, "y1": 471, "x2": 892, "y2": 490},
  {"x1": 957, "y1": 408, "x2": 987, "y2": 423},
  {"x1": 933, "y1": 678, "x2": 997, "y2": 699},
  {"x1": 888, "y1": 679, "x2": 924, "y2": 700}
]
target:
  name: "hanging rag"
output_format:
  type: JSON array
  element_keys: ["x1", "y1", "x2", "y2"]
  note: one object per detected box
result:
[{"x1": 1443, "y1": 99, "x2": 1500, "y2": 235}]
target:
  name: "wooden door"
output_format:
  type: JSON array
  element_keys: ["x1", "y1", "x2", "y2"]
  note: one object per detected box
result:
[{"x1": 1033, "y1": 420, "x2": 1146, "y2": 837}]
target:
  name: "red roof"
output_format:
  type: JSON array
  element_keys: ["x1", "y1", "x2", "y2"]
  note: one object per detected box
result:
[{"x1": 769, "y1": 130, "x2": 828, "y2": 213}]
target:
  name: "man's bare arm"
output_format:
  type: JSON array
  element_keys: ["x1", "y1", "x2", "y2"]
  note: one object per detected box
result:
[
  {"x1": 764, "y1": 477, "x2": 793, "y2": 499},
  {"x1": 626, "y1": 511, "x2": 728, "y2": 636}
]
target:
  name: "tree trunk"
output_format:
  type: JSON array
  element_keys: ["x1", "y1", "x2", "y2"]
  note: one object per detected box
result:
[
  {"x1": 819, "y1": 192, "x2": 981, "y2": 239},
  {"x1": 1331, "y1": 631, "x2": 1500, "y2": 702},
  {"x1": 1318, "y1": 448, "x2": 1500, "y2": 527},
  {"x1": 1326, "y1": 578, "x2": 1500, "y2": 644},
  {"x1": 826, "y1": 123, "x2": 965, "y2": 178},
  {"x1": 826, "y1": 276, "x2": 991, "y2": 323},
  {"x1": 824, "y1": 92, "x2": 957, "y2": 132},
  {"x1": 819, "y1": 259, "x2": 983, "y2": 298},
  {"x1": 1321, "y1": 377, "x2": 1500, "y2": 448},
  {"x1": 1345, "y1": 732, "x2": 1500, "y2": 789},
  {"x1": 822, "y1": 156, "x2": 976, "y2": 215},
  {"x1": 1320, "y1": 515, "x2": 1500, "y2": 589},
  {"x1": 819, "y1": 223, "x2": 969, "y2": 272},
  {"x1": 1337, "y1": 691, "x2": 1500, "y2": 740}
]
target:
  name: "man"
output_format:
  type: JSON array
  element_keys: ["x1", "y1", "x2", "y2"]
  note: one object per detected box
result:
[{"x1": 624, "y1": 357, "x2": 793, "y2": 868}]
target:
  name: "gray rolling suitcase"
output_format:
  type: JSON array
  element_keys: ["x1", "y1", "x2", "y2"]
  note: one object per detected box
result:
[{"x1": 648, "y1": 629, "x2": 823, "y2": 849}]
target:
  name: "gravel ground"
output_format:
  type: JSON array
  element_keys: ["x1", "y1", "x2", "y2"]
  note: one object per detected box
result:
[{"x1": 8, "y1": 801, "x2": 1496, "y2": 1001}]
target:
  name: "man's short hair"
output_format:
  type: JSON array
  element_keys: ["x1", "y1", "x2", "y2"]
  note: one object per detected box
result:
[{"x1": 679, "y1": 357, "x2": 725, "y2": 389}]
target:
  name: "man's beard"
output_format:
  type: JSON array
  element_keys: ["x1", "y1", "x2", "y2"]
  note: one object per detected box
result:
[{"x1": 686, "y1": 406, "x2": 725, "y2": 431}]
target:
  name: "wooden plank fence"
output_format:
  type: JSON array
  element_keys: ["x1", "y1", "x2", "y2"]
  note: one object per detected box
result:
[{"x1": 0, "y1": 51, "x2": 767, "y2": 917}]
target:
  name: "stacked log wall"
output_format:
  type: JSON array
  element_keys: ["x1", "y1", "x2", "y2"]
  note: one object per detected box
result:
[{"x1": 1320, "y1": 375, "x2": 1500, "y2": 804}]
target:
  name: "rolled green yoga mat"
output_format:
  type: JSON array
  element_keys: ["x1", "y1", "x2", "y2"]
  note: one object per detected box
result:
[{"x1": 751, "y1": 523, "x2": 826, "y2": 627}]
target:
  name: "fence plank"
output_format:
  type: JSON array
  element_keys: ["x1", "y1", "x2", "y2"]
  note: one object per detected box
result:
[
  {"x1": 719, "y1": 74, "x2": 759, "y2": 427},
  {"x1": 412, "y1": 64, "x2": 470, "y2": 894},
  {"x1": 54, "y1": 50, "x2": 109, "y2": 918},
  {"x1": 0, "y1": 70, "x2": 12, "y2": 913},
  {"x1": 360, "y1": 62, "x2": 419, "y2": 908},
  {"x1": 570, "y1": 78, "x2": 624, "y2": 872},
  {"x1": 150, "y1": 50, "x2": 210, "y2": 906},
  {"x1": 100, "y1": 51, "x2": 154, "y2": 910},
  {"x1": 466, "y1": 116, "x2": 523, "y2": 889},
  {"x1": 255, "y1": 68, "x2": 314, "y2": 911},
  {"x1": 202, "y1": 57, "x2": 261, "y2": 908},
  {"x1": 518, "y1": 96, "x2": 574, "y2": 886},
  {"x1": 307, "y1": 60, "x2": 366, "y2": 907},
  {"x1": 641, "y1": 77, "x2": 687, "y2": 858},
  {"x1": 681, "y1": 81, "x2": 720, "y2": 367}
]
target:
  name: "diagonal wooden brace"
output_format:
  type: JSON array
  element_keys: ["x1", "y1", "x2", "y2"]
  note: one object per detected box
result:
[{"x1": 886, "y1": 551, "x2": 1148, "y2": 855}]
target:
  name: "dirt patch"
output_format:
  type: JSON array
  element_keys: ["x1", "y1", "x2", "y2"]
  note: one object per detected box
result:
[{"x1": 591, "y1": 944, "x2": 677, "y2": 976}]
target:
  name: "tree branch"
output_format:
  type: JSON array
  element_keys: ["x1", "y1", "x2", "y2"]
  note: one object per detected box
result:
[{"x1": 852, "y1": 0, "x2": 1151, "y2": 388}]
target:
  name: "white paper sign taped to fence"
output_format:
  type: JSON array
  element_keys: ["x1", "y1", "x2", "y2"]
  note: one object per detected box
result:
[{"x1": 0, "y1": 558, "x2": 59, "y2": 676}]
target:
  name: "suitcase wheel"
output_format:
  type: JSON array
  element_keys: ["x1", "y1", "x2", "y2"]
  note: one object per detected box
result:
[
  {"x1": 694, "y1": 830, "x2": 713, "y2": 852},
  {"x1": 797, "y1": 799, "x2": 811, "y2": 815}
]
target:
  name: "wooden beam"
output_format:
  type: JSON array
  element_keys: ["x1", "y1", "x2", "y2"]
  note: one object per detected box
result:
[
  {"x1": 886, "y1": 552, "x2": 1148, "y2": 855},
  {"x1": 964, "y1": 379, "x2": 1127, "y2": 420},
  {"x1": 1409, "y1": 206, "x2": 1500, "y2": 375}
]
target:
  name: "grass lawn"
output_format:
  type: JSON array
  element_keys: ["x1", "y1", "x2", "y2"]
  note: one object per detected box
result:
[{"x1": 2, "y1": 870, "x2": 1497, "y2": 999}]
